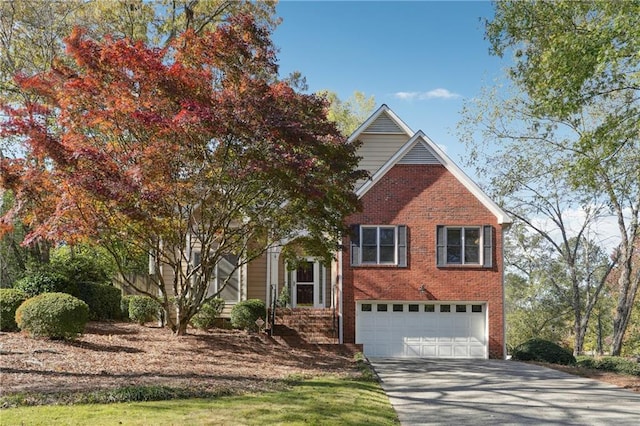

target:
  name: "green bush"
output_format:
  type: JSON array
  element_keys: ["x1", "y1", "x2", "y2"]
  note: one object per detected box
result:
[
  {"x1": 577, "y1": 356, "x2": 640, "y2": 376},
  {"x1": 13, "y1": 270, "x2": 77, "y2": 298},
  {"x1": 128, "y1": 295, "x2": 162, "y2": 325},
  {"x1": 230, "y1": 299, "x2": 266, "y2": 332},
  {"x1": 50, "y1": 245, "x2": 114, "y2": 286},
  {"x1": 15, "y1": 292, "x2": 89, "y2": 339},
  {"x1": 191, "y1": 298, "x2": 225, "y2": 330},
  {"x1": 511, "y1": 338, "x2": 576, "y2": 365},
  {"x1": 77, "y1": 283, "x2": 121, "y2": 320},
  {"x1": 0, "y1": 288, "x2": 28, "y2": 331},
  {"x1": 120, "y1": 294, "x2": 135, "y2": 321}
]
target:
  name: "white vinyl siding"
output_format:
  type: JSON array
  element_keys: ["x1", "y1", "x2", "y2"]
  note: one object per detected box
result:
[{"x1": 355, "y1": 133, "x2": 410, "y2": 189}]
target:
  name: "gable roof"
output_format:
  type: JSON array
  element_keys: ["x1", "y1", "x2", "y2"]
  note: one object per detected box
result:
[
  {"x1": 355, "y1": 127, "x2": 512, "y2": 225},
  {"x1": 348, "y1": 104, "x2": 413, "y2": 143}
]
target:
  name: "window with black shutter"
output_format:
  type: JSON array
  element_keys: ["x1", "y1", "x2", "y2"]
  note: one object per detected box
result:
[
  {"x1": 436, "y1": 225, "x2": 494, "y2": 268},
  {"x1": 350, "y1": 225, "x2": 408, "y2": 267}
]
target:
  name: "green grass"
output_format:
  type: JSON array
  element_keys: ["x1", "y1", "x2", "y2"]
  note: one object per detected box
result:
[{"x1": 0, "y1": 377, "x2": 399, "y2": 425}]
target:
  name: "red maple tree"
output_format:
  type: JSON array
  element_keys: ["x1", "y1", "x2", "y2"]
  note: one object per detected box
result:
[{"x1": 1, "y1": 15, "x2": 365, "y2": 334}]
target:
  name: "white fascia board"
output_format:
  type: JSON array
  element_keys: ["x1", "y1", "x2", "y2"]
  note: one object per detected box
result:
[
  {"x1": 347, "y1": 104, "x2": 414, "y2": 143},
  {"x1": 356, "y1": 131, "x2": 512, "y2": 225}
]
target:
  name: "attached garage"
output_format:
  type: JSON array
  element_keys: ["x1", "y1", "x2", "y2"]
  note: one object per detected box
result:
[{"x1": 355, "y1": 301, "x2": 488, "y2": 358}]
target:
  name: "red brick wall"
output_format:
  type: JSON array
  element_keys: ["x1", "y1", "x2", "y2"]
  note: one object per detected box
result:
[
  {"x1": 342, "y1": 164, "x2": 506, "y2": 358},
  {"x1": 273, "y1": 308, "x2": 338, "y2": 344}
]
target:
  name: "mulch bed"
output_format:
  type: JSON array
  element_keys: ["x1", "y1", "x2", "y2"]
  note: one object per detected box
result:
[{"x1": 0, "y1": 322, "x2": 360, "y2": 398}]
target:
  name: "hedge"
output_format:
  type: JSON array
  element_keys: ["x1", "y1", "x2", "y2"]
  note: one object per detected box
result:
[
  {"x1": 230, "y1": 299, "x2": 266, "y2": 332},
  {"x1": 0, "y1": 288, "x2": 28, "y2": 331},
  {"x1": 191, "y1": 298, "x2": 225, "y2": 330},
  {"x1": 77, "y1": 283, "x2": 121, "y2": 320},
  {"x1": 13, "y1": 270, "x2": 77, "y2": 298},
  {"x1": 128, "y1": 295, "x2": 162, "y2": 325},
  {"x1": 15, "y1": 292, "x2": 89, "y2": 339},
  {"x1": 576, "y1": 356, "x2": 640, "y2": 376},
  {"x1": 511, "y1": 338, "x2": 576, "y2": 365}
]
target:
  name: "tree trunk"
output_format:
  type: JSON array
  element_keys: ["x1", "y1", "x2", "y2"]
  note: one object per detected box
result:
[
  {"x1": 596, "y1": 313, "x2": 604, "y2": 356},
  {"x1": 610, "y1": 249, "x2": 639, "y2": 355},
  {"x1": 174, "y1": 319, "x2": 189, "y2": 336},
  {"x1": 171, "y1": 305, "x2": 191, "y2": 336},
  {"x1": 611, "y1": 301, "x2": 633, "y2": 356},
  {"x1": 573, "y1": 309, "x2": 585, "y2": 356}
]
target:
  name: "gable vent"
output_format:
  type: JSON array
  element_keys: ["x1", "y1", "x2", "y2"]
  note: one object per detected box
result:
[
  {"x1": 364, "y1": 114, "x2": 404, "y2": 134},
  {"x1": 398, "y1": 141, "x2": 441, "y2": 165}
]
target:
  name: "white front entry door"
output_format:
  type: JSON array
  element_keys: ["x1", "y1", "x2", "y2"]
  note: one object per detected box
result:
[{"x1": 356, "y1": 302, "x2": 488, "y2": 358}]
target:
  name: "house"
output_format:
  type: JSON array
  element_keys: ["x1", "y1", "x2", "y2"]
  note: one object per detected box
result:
[
  {"x1": 339, "y1": 105, "x2": 511, "y2": 359},
  {"x1": 162, "y1": 105, "x2": 511, "y2": 359}
]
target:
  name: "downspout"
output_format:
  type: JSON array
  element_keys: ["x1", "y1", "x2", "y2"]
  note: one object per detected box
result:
[
  {"x1": 338, "y1": 245, "x2": 344, "y2": 344},
  {"x1": 501, "y1": 225, "x2": 507, "y2": 360},
  {"x1": 266, "y1": 248, "x2": 271, "y2": 315}
]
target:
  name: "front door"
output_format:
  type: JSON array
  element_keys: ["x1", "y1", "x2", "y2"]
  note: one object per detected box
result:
[{"x1": 293, "y1": 260, "x2": 321, "y2": 307}]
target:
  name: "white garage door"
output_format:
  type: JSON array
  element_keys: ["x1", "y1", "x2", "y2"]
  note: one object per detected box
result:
[{"x1": 356, "y1": 302, "x2": 487, "y2": 358}]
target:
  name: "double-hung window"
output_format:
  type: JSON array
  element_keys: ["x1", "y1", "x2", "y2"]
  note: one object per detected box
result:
[
  {"x1": 437, "y1": 225, "x2": 493, "y2": 268},
  {"x1": 191, "y1": 251, "x2": 240, "y2": 301},
  {"x1": 350, "y1": 225, "x2": 407, "y2": 266}
]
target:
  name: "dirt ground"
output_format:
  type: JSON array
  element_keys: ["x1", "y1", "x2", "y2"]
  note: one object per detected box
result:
[
  {"x1": 1, "y1": 322, "x2": 638, "y2": 400},
  {"x1": 0, "y1": 322, "x2": 359, "y2": 397}
]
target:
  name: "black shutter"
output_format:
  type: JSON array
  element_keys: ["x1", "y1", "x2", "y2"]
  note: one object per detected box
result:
[
  {"x1": 436, "y1": 226, "x2": 446, "y2": 266},
  {"x1": 397, "y1": 225, "x2": 407, "y2": 267},
  {"x1": 483, "y1": 225, "x2": 493, "y2": 268},
  {"x1": 350, "y1": 224, "x2": 360, "y2": 266}
]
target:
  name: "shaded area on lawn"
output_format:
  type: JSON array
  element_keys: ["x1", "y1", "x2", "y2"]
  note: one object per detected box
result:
[{"x1": 0, "y1": 377, "x2": 399, "y2": 425}]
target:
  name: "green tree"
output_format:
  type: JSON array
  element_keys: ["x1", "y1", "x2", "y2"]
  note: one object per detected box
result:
[
  {"x1": 476, "y1": 0, "x2": 640, "y2": 356},
  {"x1": 319, "y1": 90, "x2": 376, "y2": 136},
  {"x1": 504, "y1": 224, "x2": 570, "y2": 349}
]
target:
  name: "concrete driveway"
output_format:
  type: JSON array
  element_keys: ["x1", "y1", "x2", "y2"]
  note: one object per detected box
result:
[{"x1": 370, "y1": 358, "x2": 640, "y2": 425}]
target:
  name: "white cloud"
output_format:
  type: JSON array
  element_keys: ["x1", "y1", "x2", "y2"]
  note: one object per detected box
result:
[
  {"x1": 393, "y1": 88, "x2": 461, "y2": 101},
  {"x1": 394, "y1": 91, "x2": 420, "y2": 100}
]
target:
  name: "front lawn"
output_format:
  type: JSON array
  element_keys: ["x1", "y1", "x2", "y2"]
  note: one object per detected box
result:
[{"x1": 1, "y1": 377, "x2": 399, "y2": 425}]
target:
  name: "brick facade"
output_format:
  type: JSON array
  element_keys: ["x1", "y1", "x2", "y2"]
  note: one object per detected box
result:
[
  {"x1": 342, "y1": 164, "x2": 506, "y2": 358},
  {"x1": 273, "y1": 308, "x2": 338, "y2": 344}
]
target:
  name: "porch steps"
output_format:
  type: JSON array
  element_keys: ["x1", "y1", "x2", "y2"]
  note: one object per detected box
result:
[{"x1": 272, "y1": 308, "x2": 338, "y2": 344}]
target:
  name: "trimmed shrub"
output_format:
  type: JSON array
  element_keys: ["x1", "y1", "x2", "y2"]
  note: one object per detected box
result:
[
  {"x1": 191, "y1": 298, "x2": 225, "y2": 330},
  {"x1": 230, "y1": 299, "x2": 266, "y2": 332},
  {"x1": 15, "y1": 292, "x2": 89, "y2": 339},
  {"x1": 120, "y1": 295, "x2": 135, "y2": 321},
  {"x1": 13, "y1": 270, "x2": 77, "y2": 298},
  {"x1": 77, "y1": 283, "x2": 121, "y2": 320},
  {"x1": 128, "y1": 295, "x2": 162, "y2": 325},
  {"x1": 0, "y1": 288, "x2": 28, "y2": 331},
  {"x1": 511, "y1": 338, "x2": 576, "y2": 365}
]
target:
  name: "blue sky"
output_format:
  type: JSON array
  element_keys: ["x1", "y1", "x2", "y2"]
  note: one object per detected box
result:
[{"x1": 271, "y1": 0, "x2": 505, "y2": 165}]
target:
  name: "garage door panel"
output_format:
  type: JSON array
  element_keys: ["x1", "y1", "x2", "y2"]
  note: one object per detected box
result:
[
  {"x1": 469, "y1": 346, "x2": 486, "y2": 358},
  {"x1": 356, "y1": 302, "x2": 487, "y2": 359},
  {"x1": 437, "y1": 345, "x2": 453, "y2": 357},
  {"x1": 421, "y1": 345, "x2": 437, "y2": 357}
]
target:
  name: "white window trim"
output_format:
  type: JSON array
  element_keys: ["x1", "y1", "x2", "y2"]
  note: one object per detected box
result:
[
  {"x1": 360, "y1": 225, "x2": 399, "y2": 265},
  {"x1": 442, "y1": 226, "x2": 482, "y2": 266}
]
